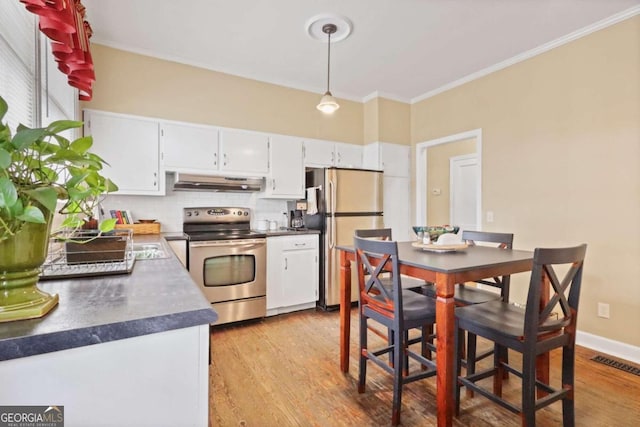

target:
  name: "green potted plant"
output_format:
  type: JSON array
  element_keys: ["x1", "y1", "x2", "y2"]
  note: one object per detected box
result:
[{"x1": 0, "y1": 95, "x2": 118, "y2": 322}]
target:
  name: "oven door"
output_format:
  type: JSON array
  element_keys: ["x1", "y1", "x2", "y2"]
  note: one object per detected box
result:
[{"x1": 188, "y1": 239, "x2": 266, "y2": 303}]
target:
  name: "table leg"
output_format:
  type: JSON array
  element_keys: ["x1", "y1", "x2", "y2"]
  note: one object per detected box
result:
[
  {"x1": 435, "y1": 272, "x2": 456, "y2": 427},
  {"x1": 339, "y1": 250, "x2": 352, "y2": 373}
]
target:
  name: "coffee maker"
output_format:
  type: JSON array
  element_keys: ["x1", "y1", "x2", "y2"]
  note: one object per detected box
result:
[{"x1": 286, "y1": 200, "x2": 308, "y2": 229}]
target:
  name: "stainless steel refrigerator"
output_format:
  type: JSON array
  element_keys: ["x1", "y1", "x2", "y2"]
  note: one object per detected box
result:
[{"x1": 305, "y1": 167, "x2": 384, "y2": 310}]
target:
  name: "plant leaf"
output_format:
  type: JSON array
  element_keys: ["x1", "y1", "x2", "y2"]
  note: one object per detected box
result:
[
  {"x1": 24, "y1": 187, "x2": 58, "y2": 214},
  {"x1": 12, "y1": 127, "x2": 47, "y2": 150},
  {"x1": 0, "y1": 148, "x2": 10, "y2": 169},
  {"x1": 0, "y1": 176, "x2": 18, "y2": 208},
  {"x1": 70, "y1": 136, "x2": 93, "y2": 154},
  {"x1": 46, "y1": 120, "x2": 82, "y2": 134},
  {"x1": 0, "y1": 96, "x2": 7, "y2": 121},
  {"x1": 17, "y1": 205, "x2": 46, "y2": 223},
  {"x1": 99, "y1": 218, "x2": 117, "y2": 232}
]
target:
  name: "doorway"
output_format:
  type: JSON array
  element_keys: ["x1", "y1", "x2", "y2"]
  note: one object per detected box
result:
[
  {"x1": 450, "y1": 154, "x2": 480, "y2": 231},
  {"x1": 415, "y1": 129, "x2": 482, "y2": 229}
]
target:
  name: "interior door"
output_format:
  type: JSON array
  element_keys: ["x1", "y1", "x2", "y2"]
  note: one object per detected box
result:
[{"x1": 450, "y1": 154, "x2": 480, "y2": 232}]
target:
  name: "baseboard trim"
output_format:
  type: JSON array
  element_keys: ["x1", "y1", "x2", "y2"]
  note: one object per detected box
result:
[{"x1": 576, "y1": 331, "x2": 640, "y2": 365}]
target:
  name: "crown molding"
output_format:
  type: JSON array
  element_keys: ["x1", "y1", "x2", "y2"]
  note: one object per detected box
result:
[{"x1": 411, "y1": 5, "x2": 640, "y2": 104}]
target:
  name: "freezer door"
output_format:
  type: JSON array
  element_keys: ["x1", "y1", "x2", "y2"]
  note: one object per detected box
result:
[
  {"x1": 325, "y1": 215, "x2": 384, "y2": 307},
  {"x1": 326, "y1": 168, "x2": 383, "y2": 214}
]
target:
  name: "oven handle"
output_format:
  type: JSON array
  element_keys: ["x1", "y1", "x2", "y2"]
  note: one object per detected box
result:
[{"x1": 189, "y1": 240, "x2": 265, "y2": 249}]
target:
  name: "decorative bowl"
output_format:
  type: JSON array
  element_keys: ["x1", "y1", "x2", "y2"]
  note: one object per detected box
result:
[{"x1": 412, "y1": 225, "x2": 460, "y2": 242}]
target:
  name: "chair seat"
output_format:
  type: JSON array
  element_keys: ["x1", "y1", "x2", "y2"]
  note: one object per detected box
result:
[
  {"x1": 455, "y1": 300, "x2": 526, "y2": 339},
  {"x1": 420, "y1": 283, "x2": 502, "y2": 305},
  {"x1": 367, "y1": 290, "x2": 436, "y2": 323}
]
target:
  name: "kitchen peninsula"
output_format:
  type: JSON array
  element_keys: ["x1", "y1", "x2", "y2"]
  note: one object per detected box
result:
[{"x1": 0, "y1": 236, "x2": 217, "y2": 427}]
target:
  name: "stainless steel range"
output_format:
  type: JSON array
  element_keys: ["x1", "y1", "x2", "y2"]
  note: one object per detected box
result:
[{"x1": 184, "y1": 207, "x2": 266, "y2": 325}]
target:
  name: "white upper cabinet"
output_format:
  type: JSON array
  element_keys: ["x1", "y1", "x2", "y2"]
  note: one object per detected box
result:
[
  {"x1": 218, "y1": 129, "x2": 269, "y2": 175},
  {"x1": 303, "y1": 139, "x2": 335, "y2": 167},
  {"x1": 264, "y1": 134, "x2": 304, "y2": 199},
  {"x1": 363, "y1": 142, "x2": 410, "y2": 177},
  {"x1": 303, "y1": 139, "x2": 362, "y2": 168},
  {"x1": 334, "y1": 142, "x2": 363, "y2": 168},
  {"x1": 83, "y1": 110, "x2": 163, "y2": 195},
  {"x1": 160, "y1": 122, "x2": 219, "y2": 173}
]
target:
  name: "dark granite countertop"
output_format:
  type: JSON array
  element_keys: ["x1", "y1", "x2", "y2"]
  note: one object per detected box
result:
[{"x1": 0, "y1": 235, "x2": 217, "y2": 362}]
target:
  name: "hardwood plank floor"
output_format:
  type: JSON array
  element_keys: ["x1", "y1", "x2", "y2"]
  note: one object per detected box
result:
[{"x1": 209, "y1": 308, "x2": 640, "y2": 426}]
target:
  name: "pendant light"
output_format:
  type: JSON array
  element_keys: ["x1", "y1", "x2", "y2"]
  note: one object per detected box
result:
[{"x1": 317, "y1": 23, "x2": 339, "y2": 114}]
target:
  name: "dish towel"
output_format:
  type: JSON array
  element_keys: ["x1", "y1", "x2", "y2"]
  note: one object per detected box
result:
[{"x1": 306, "y1": 187, "x2": 318, "y2": 215}]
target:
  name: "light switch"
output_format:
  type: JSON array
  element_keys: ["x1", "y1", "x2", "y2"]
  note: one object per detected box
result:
[
  {"x1": 486, "y1": 211, "x2": 494, "y2": 223},
  {"x1": 431, "y1": 188, "x2": 441, "y2": 196}
]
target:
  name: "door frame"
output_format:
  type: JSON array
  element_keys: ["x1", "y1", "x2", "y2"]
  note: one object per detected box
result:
[
  {"x1": 449, "y1": 153, "x2": 480, "y2": 230},
  {"x1": 415, "y1": 128, "x2": 482, "y2": 228}
]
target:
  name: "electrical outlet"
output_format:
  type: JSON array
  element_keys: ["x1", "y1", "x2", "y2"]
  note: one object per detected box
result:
[
  {"x1": 597, "y1": 302, "x2": 610, "y2": 319},
  {"x1": 486, "y1": 211, "x2": 494, "y2": 223}
]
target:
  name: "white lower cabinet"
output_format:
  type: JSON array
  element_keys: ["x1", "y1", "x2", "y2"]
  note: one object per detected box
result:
[{"x1": 267, "y1": 234, "x2": 319, "y2": 315}]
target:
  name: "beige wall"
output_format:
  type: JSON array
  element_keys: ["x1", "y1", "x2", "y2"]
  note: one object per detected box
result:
[
  {"x1": 82, "y1": 45, "x2": 364, "y2": 144},
  {"x1": 412, "y1": 17, "x2": 640, "y2": 346},
  {"x1": 426, "y1": 138, "x2": 475, "y2": 224},
  {"x1": 363, "y1": 97, "x2": 411, "y2": 145},
  {"x1": 378, "y1": 98, "x2": 411, "y2": 145}
]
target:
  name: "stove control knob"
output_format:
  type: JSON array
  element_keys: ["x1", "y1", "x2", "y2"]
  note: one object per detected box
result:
[
  {"x1": 237, "y1": 211, "x2": 242, "y2": 216},
  {"x1": 185, "y1": 211, "x2": 192, "y2": 217},
  {"x1": 244, "y1": 211, "x2": 249, "y2": 216},
  {"x1": 194, "y1": 211, "x2": 200, "y2": 216}
]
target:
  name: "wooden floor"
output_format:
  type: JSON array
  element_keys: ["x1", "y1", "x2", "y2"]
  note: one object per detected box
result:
[{"x1": 209, "y1": 308, "x2": 640, "y2": 426}]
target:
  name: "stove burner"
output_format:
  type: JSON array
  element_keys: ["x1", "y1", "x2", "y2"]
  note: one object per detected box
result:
[{"x1": 182, "y1": 207, "x2": 264, "y2": 241}]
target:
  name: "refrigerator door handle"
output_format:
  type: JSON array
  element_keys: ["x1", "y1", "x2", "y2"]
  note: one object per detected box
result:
[{"x1": 328, "y1": 179, "x2": 336, "y2": 248}]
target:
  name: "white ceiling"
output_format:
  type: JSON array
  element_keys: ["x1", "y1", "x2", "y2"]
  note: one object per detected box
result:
[{"x1": 82, "y1": 0, "x2": 639, "y2": 103}]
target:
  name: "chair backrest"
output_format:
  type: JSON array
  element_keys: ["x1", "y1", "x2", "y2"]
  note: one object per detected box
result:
[
  {"x1": 355, "y1": 228, "x2": 393, "y2": 240},
  {"x1": 524, "y1": 244, "x2": 587, "y2": 341},
  {"x1": 462, "y1": 230, "x2": 514, "y2": 299},
  {"x1": 354, "y1": 235, "x2": 403, "y2": 318},
  {"x1": 462, "y1": 230, "x2": 513, "y2": 249}
]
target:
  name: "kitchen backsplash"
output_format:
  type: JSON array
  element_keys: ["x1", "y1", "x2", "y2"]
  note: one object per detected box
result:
[{"x1": 100, "y1": 174, "x2": 289, "y2": 232}]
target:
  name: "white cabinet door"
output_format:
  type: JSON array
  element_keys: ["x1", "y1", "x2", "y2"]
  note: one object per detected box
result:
[
  {"x1": 266, "y1": 235, "x2": 319, "y2": 313},
  {"x1": 84, "y1": 110, "x2": 162, "y2": 195},
  {"x1": 161, "y1": 122, "x2": 218, "y2": 173},
  {"x1": 265, "y1": 134, "x2": 304, "y2": 198},
  {"x1": 281, "y1": 235, "x2": 318, "y2": 307},
  {"x1": 219, "y1": 129, "x2": 269, "y2": 175},
  {"x1": 303, "y1": 139, "x2": 335, "y2": 167},
  {"x1": 334, "y1": 142, "x2": 363, "y2": 168},
  {"x1": 266, "y1": 237, "x2": 285, "y2": 311},
  {"x1": 383, "y1": 176, "x2": 412, "y2": 241},
  {"x1": 380, "y1": 143, "x2": 410, "y2": 177}
]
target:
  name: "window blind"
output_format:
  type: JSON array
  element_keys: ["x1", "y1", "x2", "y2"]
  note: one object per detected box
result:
[{"x1": 0, "y1": 2, "x2": 37, "y2": 129}]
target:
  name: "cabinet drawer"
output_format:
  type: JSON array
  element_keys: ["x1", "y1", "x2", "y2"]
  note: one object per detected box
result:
[{"x1": 280, "y1": 235, "x2": 318, "y2": 251}]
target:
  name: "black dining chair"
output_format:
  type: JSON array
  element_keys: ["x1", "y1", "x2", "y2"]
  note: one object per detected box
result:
[
  {"x1": 454, "y1": 244, "x2": 587, "y2": 426},
  {"x1": 354, "y1": 228, "x2": 432, "y2": 364},
  {"x1": 418, "y1": 230, "x2": 514, "y2": 377},
  {"x1": 354, "y1": 235, "x2": 437, "y2": 426}
]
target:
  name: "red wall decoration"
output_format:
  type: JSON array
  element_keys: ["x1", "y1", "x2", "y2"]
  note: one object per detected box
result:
[{"x1": 20, "y1": 0, "x2": 95, "y2": 100}]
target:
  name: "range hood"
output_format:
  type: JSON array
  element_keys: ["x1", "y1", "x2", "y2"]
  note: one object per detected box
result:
[{"x1": 173, "y1": 173, "x2": 264, "y2": 192}]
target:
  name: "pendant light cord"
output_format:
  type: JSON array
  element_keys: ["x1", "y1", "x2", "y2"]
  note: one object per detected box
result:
[{"x1": 326, "y1": 30, "x2": 332, "y2": 93}]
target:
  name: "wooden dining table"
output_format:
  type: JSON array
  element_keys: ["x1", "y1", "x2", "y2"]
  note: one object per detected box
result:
[{"x1": 336, "y1": 242, "x2": 537, "y2": 427}]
